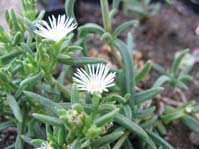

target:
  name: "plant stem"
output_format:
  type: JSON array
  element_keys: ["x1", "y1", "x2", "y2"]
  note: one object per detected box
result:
[
  {"x1": 91, "y1": 94, "x2": 101, "y2": 121},
  {"x1": 140, "y1": 0, "x2": 148, "y2": 22},
  {"x1": 110, "y1": 45, "x2": 124, "y2": 69},
  {"x1": 55, "y1": 78, "x2": 70, "y2": 99},
  {"x1": 100, "y1": 0, "x2": 112, "y2": 32},
  {"x1": 16, "y1": 122, "x2": 24, "y2": 148},
  {"x1": 123, "y1": 0, "x2": 129, "y2": 16},
  {"x1": 47, "y1": 75, "x2": 70, "y2": 99},
  {"x1": 27, "y1": 32, "x2": 33, "y2": 45},
  {"x1": 141, "y1": 0, "x2": 147, "y2": 14},
  {"x1": 16, "y1": 109, "x2": 25, "y2": 149},
  {"x1": 100, "y1": 0, "x2": 124, "y2": 69}
]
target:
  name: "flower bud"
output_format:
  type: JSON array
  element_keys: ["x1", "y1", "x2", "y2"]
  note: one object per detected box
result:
[
  {"x1": 86, "y1": 125, "x2": 102, "y2": 139},
  {"x1": 185, "y1": 107, "x2": 192, "y2": 113}
]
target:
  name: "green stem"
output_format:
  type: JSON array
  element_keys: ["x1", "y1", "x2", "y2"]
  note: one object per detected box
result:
[
  {"x1": 141, "y1": 0, "x2": 147, "y2": 13},
  {"x1": 123, "y1": 0, "x2": 129, "y2": 16},
  {"x1": 16, "y1": 122, "x2": 24, "y2": 148},
  {"x1": 16, "y1": 110, "x2": 25, "y2": 148},
  {"x1": 100, "y1": 0, "x2": 112, "y2": 32},
  {"x1": 100, "y1": 0, "x2": 124, "y2": 69},
  {"x1": 140, "y1": 0, "x2": 148, "y2": 22},
  {"x1": 0, "y1": 51, "x2": 23, "y2": 64},
  {"x1": 91, "y1": 94, "x2": 101, "y2": 121},
  {"x1": 54, "y1": 42, "x2": 61, "y2": 57},
  {"x1": 55, "y1": 79, "x2": 70, "y2": 99},
  {"x1": 27, "y1": 32, "x2": 33, "y2": 45},
  {"x1": 47, "y1": 75, "x2": 70, "y2": 99},
  {"x1": 110, "y1": 45, "x2": 124, "y2": 69},
  {"x1": 11, "y1": 65, "x2": 22, "y2": 75}
]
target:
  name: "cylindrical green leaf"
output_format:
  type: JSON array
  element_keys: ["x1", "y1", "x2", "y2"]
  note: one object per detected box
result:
[
  {"x1": 99, "y1": 104, "x2": 117, "y2": 113},
  {"x1": 15, "y1": 135, "x2": 23, "y2": 149},
  {"x1": 24, "y1": 91, "x2": 62, "y2": 112},
  {"x1": 78, "y1": 23, "x2": 105, "y2": 37},
  {"x1": 147, "y1": 130, "x2": 174, "y2": 149},
  {"x1": 161, "y1": 110, "x2": 186, "y2": 124},
  {"x1": 71, "y1": 83, "x2": 79, "y2": 103},
  {"x1": 31, "y1": 139, "x2": 45, "y2": 147},
  {"x1": 133, "y1": 106, "x2": 156, "y2": 118},
  {"x1": 70, "y1": 138, "x2": 81, "y2": 149},
  {"x1": 65, "y1": 0, "x2": 77, "y2": 23},
  {"x1": 20, "y1": 71, "x2": 43, "y2": 87},
  {"x1": 0, "y1": 51, "x2": 22, "y2": 64},
  {"x1": 6, "y1": 94, "x2": 22, "y2": 122},
  {"x1": 0, "y1": 121, "x2": 15, "y2": 131},
  {"x1": 11, "y1": 9, "x2": 20, "y2": 31},
  {"x1": 121, "y1": 104, "x2": 132, "y2": 119},
  {"x1": 102, "y1": 94, "x2": 127, "y2": 104},
  {"x1": 181, "y1": 115, "x2": 199, "y2": 132},
  {"x1": 136, "y1": 60, "x2": 152, "y2": 82},
  {"x1": 156, "y1": 121, "x2": 167, "y2": 135},
  {"x1": 57, "y1": 56, "x2": 106, "y2": 65},
  {"x1": 112, "y1": 0, "x2": 120, "y2": 9},
  {"x1": 91, "y1": 131, "x2": 124, "y2": 147},
  {"x1": 171, "y1": 49, "x2": 189, "y2": 76},
  {"x1": 153, "y1": 75, "x2": 170, "y2": 87},
  {"x1": 95, "y1": 108, "x2": 119, "y2": 127},
  {"x1": 33, "y1": 113, "x2": 63, "y2": 127},
  {"x1": 12, "y1": 31, "x2": 22, "y2": 46},
  {"x1": 140, "y1": 116, "x2": 157, "y2": 128},
  {"x1": 58, "y1": 127, "x2": 66, "y2": 145},
  {"x1": 113, "y1": 20, "x2": 138, "y2": 38},
  {"x1": 100, "y1": 0, "x2": 112, "y2": 32},
  {"x1": 113, "y1": 39, "x2": 135, "y2": 106},
  {"x1": 135, "y1": 87, "x2": 163, "y2": 105},
  {"x1": 192, "y1": 105, "x2": 199, "y2": 113},
  {"x1": 21, "y1": 135, "x2": 33, "y2": 146},
  {"x1": 152, "y1": 63, "x2": 168, "y2": 75},
  {"x1": 114, "y1": 114, "x2": 148, "y2": 139}
]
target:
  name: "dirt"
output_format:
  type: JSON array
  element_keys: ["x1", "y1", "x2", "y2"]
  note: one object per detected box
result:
[
  {"x1": 77, "y1": 1, "x2": 199, "y2": 148},
  {"x1": 0, "y1": 127, "x2": 17, "y2": 148}
]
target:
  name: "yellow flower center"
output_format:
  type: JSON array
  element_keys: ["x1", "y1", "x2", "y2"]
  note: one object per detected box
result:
[{"x1": 89, "y1": 82, "x2": 102, "y2": 90}]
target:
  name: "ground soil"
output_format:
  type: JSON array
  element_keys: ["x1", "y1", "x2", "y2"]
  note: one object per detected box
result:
[{"x1": 77, "y1": 1, "x2": 199, "y2": 148}]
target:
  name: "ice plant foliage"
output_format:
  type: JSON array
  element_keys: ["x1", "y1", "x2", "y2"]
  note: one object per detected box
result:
[
  {"x1": 34, "y1": 15, "x2": 77, "y2": 42},
  {"x1": 2, "y1": 0, "x2": 199, "y2": 148},
  {"x1": 73, "y1": 64, "x2": 116, "y2": 94}
]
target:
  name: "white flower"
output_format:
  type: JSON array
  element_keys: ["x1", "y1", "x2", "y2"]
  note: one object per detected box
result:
[
  {"x1": 34, "y1": 15, "x2": 77, "y2": 42},
  {"x1": 73, "y1": 64, "x2": 116, "y2": 94},
  {"x1": 185, "y1": 107, "x2": 192, "y2": 113}
]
